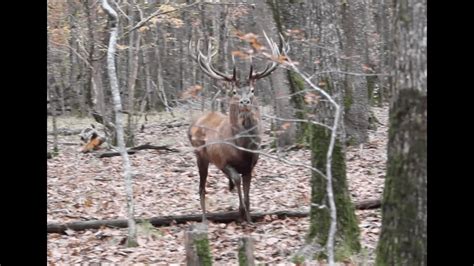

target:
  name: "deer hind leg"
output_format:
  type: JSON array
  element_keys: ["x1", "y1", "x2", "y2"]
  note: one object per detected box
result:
[
  {"x1": 223, "y1": 165, "x2": 250, "y2": 223},
  {"x1": 197, "y1": 156, "x2": 209, "y2": 223}
]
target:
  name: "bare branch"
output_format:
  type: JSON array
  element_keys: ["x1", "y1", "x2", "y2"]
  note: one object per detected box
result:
[
  {"x1": 308, "y1": 70, "x2": 390, "y2": 80},
  {"x1": 262, "y1": 114, "x2": 332, "y2": 130},
  {"x1": 121, "y1": 1, "x2": 200, "y2": 39},
  {"x1": 49, "y1": 41, "x2": 93, "y2": 71}
]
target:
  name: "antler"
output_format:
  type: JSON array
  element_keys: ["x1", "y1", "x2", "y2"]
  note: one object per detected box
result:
[
  {"x1": 249, "y1": 31, "x2": 290, "y2": 80},
  {"x1": 189, "y1": 38, "x2": 236, "y2": 82}
]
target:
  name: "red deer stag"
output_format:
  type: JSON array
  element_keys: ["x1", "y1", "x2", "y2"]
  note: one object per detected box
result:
[{"x1": 188, "y1": 34, "x2": 289, "y2": 223}]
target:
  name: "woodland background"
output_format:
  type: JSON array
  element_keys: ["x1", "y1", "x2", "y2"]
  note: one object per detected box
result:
[{"x1": 47, "y1": 0, "x2": 426, "y2": 264}]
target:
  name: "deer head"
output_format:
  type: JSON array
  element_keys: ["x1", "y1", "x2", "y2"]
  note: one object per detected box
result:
[{"x1": 190, "y1": 32, "x2": 289, "y2": 132}]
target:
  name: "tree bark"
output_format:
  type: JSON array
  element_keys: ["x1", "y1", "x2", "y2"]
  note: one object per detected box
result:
[
  {"x1": 266, "y1": 0, "x2": 312, "y2": 144},
  {"x1": 67, "y1": 0, "x2": 86, "y2": 116},
  {"x1": 258, "y1": 0, "x2": 296, "y2": 147},
  {"x1": 308, "y1": 125, "x2": 361, "y2": 260},
  {"x1": 126, "y1": 1, "x2": 141, "y2": 147},
  {"x1": 139, "y1": 38, "x2": 152, "y2": 112},
  {"x1": 339, "y1": 0, "x2": 370, "y2": 145},
  {"x1": 375, "y1": 0, "x2": 427, "y2": 264}
]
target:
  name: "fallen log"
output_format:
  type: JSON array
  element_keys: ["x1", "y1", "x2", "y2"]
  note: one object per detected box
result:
[
  {"x1": 48, "y1": 199, "x2": 381, "y2": 234},
  {"x1": 355, "y1": 199, "x2": 381, "y2": 210},
  {"x1": 97, "y1": 150, "x2": 137, "y2": 158},
  {"x1": 165, "y1": 122, "x2": 189, "y2": 128},
  {"x1": 130, "y1": 143, "x2": 179, "y2": 152},
  {"x1": 47, "y1": 141, "x2": 79, "y2": 146},
  {"x1": 96, "y1": 143, "x2": 179, "y2": 158},
  {"x1": 47, "y1": 128, "x2": 83, "y2": 136}
]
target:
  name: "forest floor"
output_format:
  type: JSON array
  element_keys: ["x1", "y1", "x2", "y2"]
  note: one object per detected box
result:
[{"x1": 47, "y1": 104, "x2": 388, "y2": 265}]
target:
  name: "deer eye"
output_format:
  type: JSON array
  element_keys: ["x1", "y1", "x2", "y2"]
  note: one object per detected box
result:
[
  {"x1": 232, "y1": 90, "x2": 237, "y2": 95},
  {"x1": 250, "y1": 88, "x2": 254, "y2": 93}
]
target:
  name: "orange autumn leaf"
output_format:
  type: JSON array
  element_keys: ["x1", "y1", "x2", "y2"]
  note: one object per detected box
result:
[
  {"x1": 231, "y1": 50, "x2": 249, "y2": 59},
  {"x1": 181, "y1": 85, "x2": 203, "y2": 99},
  {"x1": 281, "y1": 122, "x2": 291, "y2": 130}
]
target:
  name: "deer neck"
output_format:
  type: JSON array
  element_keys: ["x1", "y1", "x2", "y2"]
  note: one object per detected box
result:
[{"x1": 229, "y1": 102, "x2": 261, "y2": 149}]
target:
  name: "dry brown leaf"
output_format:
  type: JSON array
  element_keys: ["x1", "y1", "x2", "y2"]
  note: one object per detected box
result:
[{"x1": 231, "y1": 50, "x2": 249, "y2": 59}]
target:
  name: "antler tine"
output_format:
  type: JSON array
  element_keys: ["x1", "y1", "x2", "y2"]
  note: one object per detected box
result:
[
  {"x1": 279, "y1": 33, "x2": 290, "y2": 55},
  {"x1": 250, "y1": 31, "x2": 289, "y2": 80},
  {"x1": 193, "y1": 38, "x2": 235, "y2": 82}
]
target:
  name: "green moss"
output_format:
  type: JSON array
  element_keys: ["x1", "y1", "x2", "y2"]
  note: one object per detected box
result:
[
  {"x1": 126, "y1": 238, "x2": 139, "y2": 247},
  {"x1": 238, "y1": 245, "x2": 247, "y2": 266},
  {"x1": 307, "y1": 125, "x2": 361, "y2": 258},
  {"x1": 335, "y1": 240, "x2": 355, "y2": 261},
  {"x1": 323, "y1": 77, "x2": 333, "y2": 93},
  {"x1": 287, "y1": 71, "x2": 311, "y2": 144},
  {"x1": 367, "y1": 76, "x2": 375, "y2": 105},
  {"x1": 344, "y1": 87, "x2": 353, "y2": 110},
  {"x1": 291, "y1": 254, "x2": 305, "y2": 265},
  {"x1": 345, "y1": 136, "x2": 357, "y2": 147},
  {"x1": 195, "y1": 237, "x2": 212, "y2": 266}
]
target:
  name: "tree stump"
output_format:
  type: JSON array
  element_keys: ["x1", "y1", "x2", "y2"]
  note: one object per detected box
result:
[
  {"x1": 238, "y1": 236, "x2": 255, "y2": 266},
  {"x1": 185, "y1": 223, "x2": 212, "y2": 266}
]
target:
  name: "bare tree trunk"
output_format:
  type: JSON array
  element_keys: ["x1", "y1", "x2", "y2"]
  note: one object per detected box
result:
[
  {"x1": 373, "y1": 0, "x2": 393, "y2": 104},
  {"x1": 284, "y1": 0, "x2": 361, "y2": 262},
  {"x1": 199, "y1": 4, "x2": 208, "y2": 112},
  {"x1": 154, "y1": 27, "x2": 171, "y2": 113},
  {"x1": 101, "y1": 0, "x2": 138, "y2": 248},
  {"x1": 256, "y1": 0, "x2": 295, "y2": 147},
  {"x1": 85, "y1": 0, "x2": 106, "y2": 117},
  {"x1": 140, "y1": 37, "x2": 152, "y2": 112},
  {"x1": 218, "y1": 6, "x2": 229, "y2": 113},
  {"x1": 126, "y1": 1, "x2": 141, "y2": 147},
  {"x1": 376, "y1": 0, "x2": 426, "y2": 264},
  {"x1": 339, "y1": 0, "x2": 370, "y2": 145},
  {"x1": 48, "y1": 76, "x2": 59, "y2": 155}
]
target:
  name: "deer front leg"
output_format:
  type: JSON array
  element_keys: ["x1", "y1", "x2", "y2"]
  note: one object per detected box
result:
[
  {"x1": 223, "y1": 166, "x2": 250, "y2": 223},
  {"x1": 242, "y1": 173, "x2": 252, "y2": 223}
]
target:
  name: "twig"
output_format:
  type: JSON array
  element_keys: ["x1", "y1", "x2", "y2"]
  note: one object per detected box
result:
[
  {"x1": 262, "y1": 114, "x2": 332, "y2": 130},
  {"x1": 121, "y1": 1, "x2": 200, "y2": 39}
]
